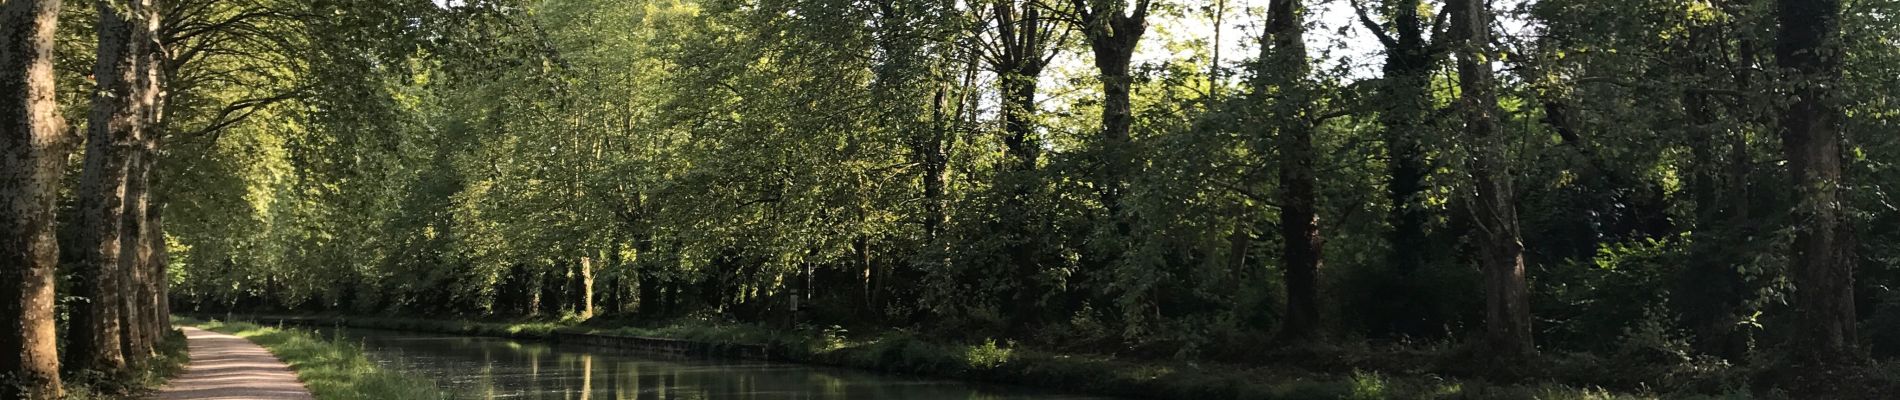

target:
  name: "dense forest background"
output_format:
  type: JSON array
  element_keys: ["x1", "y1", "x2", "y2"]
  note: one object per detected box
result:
[
  {"x1": 6, "y1": 0, "x2": 1900, "y2": 397},
  {"x1": 148, "y1": 0, "x2": 1900, "y2": 365}
]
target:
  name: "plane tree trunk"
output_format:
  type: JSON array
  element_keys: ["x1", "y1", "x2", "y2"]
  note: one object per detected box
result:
[
  {"x1": 69, "y1": 0, "x2": 157, "y2": 376},
  {"x1": 0, "y1": 0, "x2": 70, "y2": 397}
]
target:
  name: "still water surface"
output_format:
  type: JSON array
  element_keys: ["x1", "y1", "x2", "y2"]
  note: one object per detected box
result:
[{"x1": 327, "y1": 328, "x2": 1108, "y2": 400}]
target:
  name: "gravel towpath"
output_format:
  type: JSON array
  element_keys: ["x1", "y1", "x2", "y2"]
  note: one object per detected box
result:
[{"x1": 157, "y1": 327, "x2": 316, "y2": 400}]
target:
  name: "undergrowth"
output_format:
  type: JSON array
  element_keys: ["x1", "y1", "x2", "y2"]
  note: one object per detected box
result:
[{"x1": 60, "y1": 328, "x2": 189, "y2": 400}]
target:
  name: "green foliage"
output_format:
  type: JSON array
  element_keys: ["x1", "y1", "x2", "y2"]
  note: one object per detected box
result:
[
  {"x1": 966, "y1": 339, "x2": 1015, "y2": 370},
  {"x1": 1346, "y1": 370, "x2": 1388, "y2": 400},
  {"x1": 1538, "y1": 236, "x2": 1689, "y2": 352},
  {"x1": 133, "y1": 0, "x2": 1900, "y2": 396}
]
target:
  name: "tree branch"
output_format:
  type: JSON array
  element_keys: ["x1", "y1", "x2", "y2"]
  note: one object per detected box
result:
[
  {"x1": 174, "y1": 88, "x2": 308, "y2": 143},
  {"x1": 1352, "y1": 0, "x2": 1399, "y2": 49}
]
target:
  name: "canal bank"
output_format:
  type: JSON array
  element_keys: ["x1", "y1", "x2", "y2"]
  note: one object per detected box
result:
[{"x1": 197, "y1": 314, "x2": 1652, "y2": 399}]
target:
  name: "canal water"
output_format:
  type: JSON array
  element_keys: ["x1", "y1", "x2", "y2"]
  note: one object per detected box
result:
[{"x1": 325, "y1": 328, "x2": 1108, "y2": 400}]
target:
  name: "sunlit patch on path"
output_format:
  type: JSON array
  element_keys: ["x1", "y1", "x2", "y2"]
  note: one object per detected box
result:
[{"x1": 157, "y1": 327, "x2": 315, "y2": 400}]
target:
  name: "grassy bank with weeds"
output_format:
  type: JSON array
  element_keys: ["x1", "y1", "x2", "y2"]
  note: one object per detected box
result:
[
  {"x1": 59, "y1": 328, "x2": 190, "y2": 400},
  {"x1": 213, "y1": 314, "x2": 1751, "y2": 400},
  {"x1": 188, "y1": 319, "x2": 455, "y2": 400}
]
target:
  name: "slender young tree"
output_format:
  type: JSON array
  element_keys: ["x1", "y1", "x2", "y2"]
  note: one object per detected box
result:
[
  {"x1": 69, "y1": 0, "x2": 156, "y2": 375},
  {"x1": 1256, "y1": 0, "x2": 1323, "y2": 342},
  {"x1": 0, "y1": 0, "x2": 68, "y2": 397},
  {"x1": 1452, "y1": 0, "x2": 1532, "y2": 358},
  {"x1": 1775, "y1": 0, "x2": 1855, "y2": 365}
]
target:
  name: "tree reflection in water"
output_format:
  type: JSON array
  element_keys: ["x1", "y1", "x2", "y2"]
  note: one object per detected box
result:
[{"x1": 328, "y1": 328, "x2": 1103, "y2": 400}]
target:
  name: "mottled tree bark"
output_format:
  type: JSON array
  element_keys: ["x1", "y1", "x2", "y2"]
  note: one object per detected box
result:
[
  {"x1": 1453, "y1": 0, "x2": 1533, "y2": 358},
  {"x1": 0, "y1": 0, "x2": 69, "y2": 397},
  {"x1": 118, "y1": 0, "x2": 167, "y2": 361},
  {"x1": 70, "y1": 0, "x2": 155, "y2": 376},
  {"x1": 1775, "y1": 0, "x2": 1855, "y2": 364},
  {"x1": 120, "y1": 146, "x2": 152, "y2": 362},
  {"x1": 919, "y1": 84, "x2": 950, "y2": 241},
  {"x1": 136, "y1": 0, "x2": 167, "y2": 345},
  {"x1": 1259, "y1": 0, "x2": 1323, "y2": 342}
]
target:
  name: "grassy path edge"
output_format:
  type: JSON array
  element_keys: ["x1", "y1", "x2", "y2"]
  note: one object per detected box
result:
[{"x1": 187, "y1": 319, "x2": 451, "y2": 400}]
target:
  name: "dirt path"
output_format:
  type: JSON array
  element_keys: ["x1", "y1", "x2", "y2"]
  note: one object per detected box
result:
[{"x1": 157, "y1": 327, "x2": 315, "y2": 400}]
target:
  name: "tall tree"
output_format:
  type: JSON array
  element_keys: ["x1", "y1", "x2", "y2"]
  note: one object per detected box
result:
[
  {"x1": 1351, "y1": 0, "x2": 1450, "y2": 338},
  {"x1": 1069, "y1": 0, "x2": 1151, "y2": 227},
  {"x1": 978, "y1": 0, "x2": 1061, "y2": 330},
  {"x1": 1353, "y1": 0, "x2": 1446, "y2": 284},
  {"x1": 1257, "y1": 0, "x2": 1322, "y2": 342},
  {"x1": 69, "y1": 0, "x2": 156, "y2": 375},
  {"x1": 130, "y1": 0, "x2": 167, "y2": 354},
  {"x1": 119, "y1": 2, "x2": 165, "y2": 358},
  {"x1": 1776, "y1": 0, "x2": 1855, "y2": 364},
  {"x1": 0, "y1": 0, "x2": 68, "y2": 397},
  {"x1": 1452, "y1": 0, "x2": 1532, "y2": 358}
]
